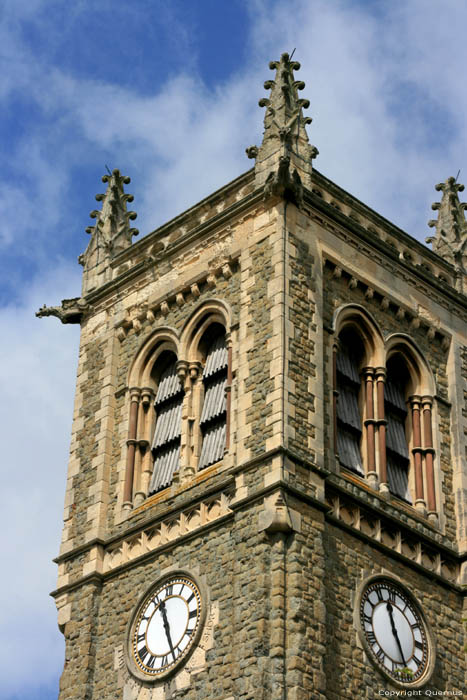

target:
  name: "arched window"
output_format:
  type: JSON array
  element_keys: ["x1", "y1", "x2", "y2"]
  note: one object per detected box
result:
[
  {"x1": 336, "y1": 328, "x2": 364, "y2": 475},
  {"x1": 384, "y1": 355, "x2": 412, "y2": 503},
  {"x1": 149, "y1": 352, "x2": 184, "y2": 494},
  {"x1": 198, "y1": 327, "x2": 228, "y2": 470}
]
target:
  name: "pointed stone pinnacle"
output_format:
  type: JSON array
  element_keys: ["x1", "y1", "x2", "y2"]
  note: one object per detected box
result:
[
  {"x1": 426, "y1": 176, "x2": 467, "y2": 279},
  {"x1": 84, "y1": 169, "x2": 139, "y2": 252},
  {"x1": 79, "y1": 169, "x2": 139, "y2": 294},
  {"x1": 247, "y1": 52, "x2": 318, "y2": 195}
]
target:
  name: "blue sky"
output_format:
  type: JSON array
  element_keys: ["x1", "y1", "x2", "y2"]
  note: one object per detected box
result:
[{"x1": 1, "y1": 1, "x2": 466, "y2": 698}]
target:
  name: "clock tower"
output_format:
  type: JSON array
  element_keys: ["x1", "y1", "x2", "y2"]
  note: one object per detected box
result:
[{"x1": 39, "y1": 54, "x2": 467, "y2": 699}]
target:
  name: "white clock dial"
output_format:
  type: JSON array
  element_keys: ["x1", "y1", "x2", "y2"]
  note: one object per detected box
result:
[
  {"x1": 131, "y1": 575, "x2": 202, "y2": 677},
  {"x1": 359, "y1": 579, "x2": 431, "y2": 685}
]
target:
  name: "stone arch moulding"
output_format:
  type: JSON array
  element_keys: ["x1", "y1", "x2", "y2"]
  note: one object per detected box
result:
[
  {"x1": 128, "y1": 326, "x2": 180, "y2": 388},
  {"x1": 384, "y1": 333, "x2": 436, "y2": 397},
  {"x1": 180, "y1": 298, "x2": 232, "y2": 362},
  {"x1": 332, "y1": 303, "x2": 385, "y2": 366}
]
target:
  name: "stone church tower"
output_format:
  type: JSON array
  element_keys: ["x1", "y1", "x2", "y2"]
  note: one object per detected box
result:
[{"x1": 38, "y1": 54, "x2": 467, "y2": 699}]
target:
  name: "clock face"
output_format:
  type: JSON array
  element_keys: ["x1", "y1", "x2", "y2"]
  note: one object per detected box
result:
[
  {"x1": 131, "y1": 575, "x2": 202, "y2": 678},
  {"x1": 359, "y1": 579, "x2": 432, "y2": 685}
]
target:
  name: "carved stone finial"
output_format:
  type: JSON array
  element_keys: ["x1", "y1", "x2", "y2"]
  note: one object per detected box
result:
[
  {"x1": 79, "y1": 169, "x2": 139, "y2": 294},
  {"x1": 426, "y1": 176, "x2": 467, "y2": 292},
  {"x1": 248, "y1": 53, "x2": 318, "y2": 196}
]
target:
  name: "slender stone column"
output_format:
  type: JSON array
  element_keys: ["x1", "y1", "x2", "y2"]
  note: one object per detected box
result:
[
  {"x1": 363, "y1": 367, "x2": 376, "y2": 485},
  {"x1": 184, "y1": 361, "x2": 202, "y2": 478},
  {"x1": 375, "y1": 367, "x2": 389, "y2": 495},
  {"x1": 422, "y1": 396, "x2": 437, "y2": 522},
  {"x1": 332, "y1": 342, "x2": 338, "y2": 455},
  {"x1": 410, "y1": 395, "x2": 426, "y2": 514},
  {"x1": 133, "y1": 387, "x2": 153, "y2": 506},
  {"x1": 225, "y1": 339, "x2": 233, "y2": 450},
  {"x1": 123, "y1": 387, "x2": 141, "y2": 509}
]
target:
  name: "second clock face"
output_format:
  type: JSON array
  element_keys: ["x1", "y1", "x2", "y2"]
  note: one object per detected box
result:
[
  {"x1": 359, "y1": 579, "x2": 431, "y2": 685},
  {"x1": 131, "y1": 575, "x2": 202, "y2": 677}
]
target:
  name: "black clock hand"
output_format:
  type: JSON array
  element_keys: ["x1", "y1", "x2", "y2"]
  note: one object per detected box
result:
[
  {"x1": 159, "y1": 600, "x2": 176, "y2": 661},
  {"x1": 386, "y1": 602, "x2": 406, "y2": 666}
]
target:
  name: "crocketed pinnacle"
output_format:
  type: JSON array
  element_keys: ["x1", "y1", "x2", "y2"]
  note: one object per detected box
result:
[
  {"x1": 247, "y1": 53, "x2": 318, "y2": 162},
  {"x1": 246, "y1": 52, "x2": 318, "y2": 196},
  {"x1": 426, "y1": 176, "x2": 467, "y2": 273},
  {"x1": 82, "y1": 168, "x2": 139, "y2": 261}
]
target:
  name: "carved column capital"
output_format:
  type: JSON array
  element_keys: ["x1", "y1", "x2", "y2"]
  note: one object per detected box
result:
[
  {"x1": 140, "y1": 387, "x2": 154, "y2": 407},
  {"x1": 361, "y1": 366, "x2": 375, "y2": 380},
  {"x1": 409, "y1": 394, "x2": 422, "y2": 409},
  {"x1": 189, "y1": 361, "x2": 203, "y2": 380},
  {"x1": 129, "y1": 386, "x2": 141, "y2": 402},
  {"x1": 176, "y1": 360, "x2": 189, "y2": 381},
  {"x1": 374, "y1": 367, "x2": 386, "y2": 382},
  {"x1": 421, "y1": 395, "x2": 433, "y2": 409}
]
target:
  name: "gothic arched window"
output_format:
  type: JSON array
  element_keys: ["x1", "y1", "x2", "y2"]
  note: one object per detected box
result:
[
  {"x1": 198, "y1": 329, "x2": 228, "y2": 470},
  {"x1": 149, "y1": 353, "x2": 184, "y2": 494},
  {"x1": 336, "y1": 328, "x2": 364, "y2": 475},
  {"x1": 384, "y1": 355, "x2": 412, "y2": 503}
]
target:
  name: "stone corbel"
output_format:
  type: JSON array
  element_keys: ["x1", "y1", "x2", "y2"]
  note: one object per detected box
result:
[
  {"x1": 258, "y1": 491, "x2": 301, "y2": 534},
  {"x1": 114, "y1": 312, "x2": 132, "y2": 342},
  {"x1": 380, "y1": 297, "x2": 390, "y2": 310},
  {"x1": 190, "y1": 283, "x2": 201, "y2": 298}
]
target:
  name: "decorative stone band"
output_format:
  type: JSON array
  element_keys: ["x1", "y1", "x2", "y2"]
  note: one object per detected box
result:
[
  {"x1": 113, "y1": 257, "x2": 237, "y2": 341},
  {"x1": 104, "y1": 491, "x2": 233, "y2": 573},
  {"x1": 326, "y1": 490, "x2": 459, "y2": 585}
]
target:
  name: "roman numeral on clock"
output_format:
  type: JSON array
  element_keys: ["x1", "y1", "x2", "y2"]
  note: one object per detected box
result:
[
  {"x1": 165, "y1": 585, "x2": 173, "y2": 597},
  {"x1": 138, "y1": 646, "x2": 149, "y2": 663},
  {"x1": 161, "y1": 655, "x2": 169, "y2": 667},
  {"x1": 415, "y1": 640, "x2": 424, "y2": 651},
  {"x1": 367, "y1": 632, "x2": 377, "y2": 645},
  {"x1": 376, "y1": 647, "x2": 385, "y2": 662},
  {"x1": 362, "y1": 613, "x2": 372, "y2": 624},
  {"x1": 137, "y1": 633, "x2": 145, "y2": 643},
  {"x1": 146, "y1": 655, "x2": 156, "y2": 669},
  {"x1": 189, "y1": 609, "x2": 197, "y2": 619}
]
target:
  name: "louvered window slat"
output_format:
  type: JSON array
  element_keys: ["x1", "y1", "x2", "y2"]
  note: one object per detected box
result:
[
  {"x1": 336, "y1": 341, "x2": 363, "y2": 474},
  {"x1": 387, "y1": 454, "x2": 412, "y2": 503},
  {"x1": 150, "y1": 360, "x2": 183, "y2": 494},
  {"x1": 199, "y1": 334, "x2": 227, "y2": 470},
  {"x1": 336, "y1": 348, "x2": 360, "y2": 384},
  {"x1": 336, "y1": 385, "x2": 361, "y2": 431},
  {"x1": 386, "y1": 413, "x2": 409, "y2": 458},
  {"x1": 337, "y1": 429, "x2": 364, "y2": 474},
  {"x1": 385, "y1": 367, "x2": 411, "y2": 502}
]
